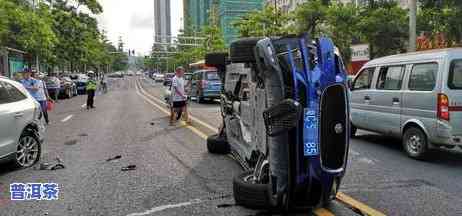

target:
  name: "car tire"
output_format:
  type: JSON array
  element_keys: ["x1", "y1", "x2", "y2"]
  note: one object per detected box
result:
[
  {"x1": 350, "y1": 123, "x2": 357, "y2": 138},
  {"x1": 230, "y1": 38, "x2": 262, "y2": 63},
  {"x1": 14, "y1": 129, "x2": 41, "y2": 168},
  {"x1": 205, "y1": 52, "x2": 228, "y2": 66},
  {"x1": 322, "y1": 179, "x2": 339, "y2": 208},
  {"x1": 233, "y1": 171, "x2": 271, "y2": 209},
  {"x1": 403, "y1": 127, "x2": 428, "y2": 160},
  {"x1": 206, "y1": 134, "x2": 230, "y2": 154}
]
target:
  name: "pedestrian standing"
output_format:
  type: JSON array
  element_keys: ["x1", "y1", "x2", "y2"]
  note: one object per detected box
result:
[
  {"x1": 170, "y1": 67, "x2": 190, "y2": 125},
  {"x1": 86, "y1": 72, "x2": 97, "y2": 109},
  {"x1": 19, "y1": 69, "x2": 51, "y2": 124},
  {"x1": 47, "y1": 72, "x2": 61, "y2": 102}
]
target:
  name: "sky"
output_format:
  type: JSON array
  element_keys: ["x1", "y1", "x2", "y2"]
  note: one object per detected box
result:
[{"x1": 96, "y1": 0, "x2": 183, "y2": 56}]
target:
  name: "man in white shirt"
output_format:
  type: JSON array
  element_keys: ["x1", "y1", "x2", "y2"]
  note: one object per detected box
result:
[{"x1": 170, "y1": 67, "x2": 190, "y2": 125}]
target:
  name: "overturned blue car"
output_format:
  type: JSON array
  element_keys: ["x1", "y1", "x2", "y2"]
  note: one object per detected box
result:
[{"x1": 205, "y1": 34, "x2": 350, "y2": 210}]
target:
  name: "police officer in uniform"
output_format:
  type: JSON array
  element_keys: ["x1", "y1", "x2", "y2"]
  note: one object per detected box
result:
[{"x1": 86, "y1": 71, "x2": 97, "y2": 109}]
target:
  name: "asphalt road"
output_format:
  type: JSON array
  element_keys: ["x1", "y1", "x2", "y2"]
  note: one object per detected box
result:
[
  {"x1": 0, "y1": 76, "x2": 461, "y2": 216},
  {"x1": 140, "y1": 77, "x2": 462, "y2": 216}
]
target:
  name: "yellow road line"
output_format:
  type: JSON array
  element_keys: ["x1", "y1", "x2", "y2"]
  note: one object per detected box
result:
[
  {"x1": 136, "y1": 79, "x2": 386, "y2": 216},
  {"x1": 314, "y1": 208, "x2": 336, "y2": 216},
  {"x1": 336, "y1": 192, "x2": 386, "y2": 216}
]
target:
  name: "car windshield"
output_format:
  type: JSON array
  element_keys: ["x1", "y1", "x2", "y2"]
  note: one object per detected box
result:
[{"x1": 205, "y1": 71, "x2": 219, "y2": 80}]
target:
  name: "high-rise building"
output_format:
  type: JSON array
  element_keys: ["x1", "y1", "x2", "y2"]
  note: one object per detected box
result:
[
  {"x1": 219, "y1": 0, "x2": 264, "y2": 46},
  {"x1": 154, "y1": 0, "x2": 172, "y2": 46},
  {"x1": 183, "y1": 0, "x2": 215, "y2": 31}
]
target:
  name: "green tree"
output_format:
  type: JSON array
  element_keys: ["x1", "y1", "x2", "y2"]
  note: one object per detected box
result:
[
  {"x1": 326, "y1": 3, "x2": 360, "y2": 64},
  {"x1": 357, "y1": 1, "x2": 408, "y2": 58},
  {"x1": 418, "y1": 0, "x2": 462, "y2": 46},
  {"x1": 233, "y1": 5, "x2": 293, "y2": 37},
  {"x1": 294, "y1": 0, "x2": 328, "y2": 36}
]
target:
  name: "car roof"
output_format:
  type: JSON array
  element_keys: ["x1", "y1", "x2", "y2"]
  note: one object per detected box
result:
[
  {"x1": 365, "y1": 48, "x2": 462, "y2": 67},
  {"x1": 193, "y1": 69, "x2": 217, "y2": 74}
]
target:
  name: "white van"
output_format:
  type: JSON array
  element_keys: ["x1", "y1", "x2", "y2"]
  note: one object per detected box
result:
[{"x1": 350, "y1": 48, "x2": 462, "y2": 159}]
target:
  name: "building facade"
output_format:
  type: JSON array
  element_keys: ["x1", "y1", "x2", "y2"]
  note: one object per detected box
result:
[
  {"x1": 183, "y1": 0, "x2": 264, "y2": 46},
  {"x1": 154, "y1": 0, "x2": 172, "y2": 45},
  {"x1": 183, "y1": 0, "x2": 215, "y2": 31},
  {"x1": 219, "y1": 0, "x2": 264, "y2": 46}
]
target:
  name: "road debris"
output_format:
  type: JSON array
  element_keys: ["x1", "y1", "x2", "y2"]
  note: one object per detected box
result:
[
  {"x1": 121, "y1": 165, "x2": 137, "y2": 171},
  {"x1": 106, "y1": 155, "x2": 122, "y2": 162}
]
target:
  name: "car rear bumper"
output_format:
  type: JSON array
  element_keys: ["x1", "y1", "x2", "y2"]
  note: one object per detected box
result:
[
  {"x1": 202, "y1": 90, "x2": 221, "y2": 98},
  {"x1": 433, "y1": 121, "x2": 462, "y2": 146}
]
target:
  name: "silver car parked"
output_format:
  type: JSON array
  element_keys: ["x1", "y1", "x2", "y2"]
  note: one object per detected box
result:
[
  {"x1": 0, "y1": 77, "x2": 45, "y2": 167},
  {"x1": 350, "y1": 48, "x2": 462, "y2": 159}
]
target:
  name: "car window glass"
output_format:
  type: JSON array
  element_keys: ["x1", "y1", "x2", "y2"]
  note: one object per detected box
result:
[
  {"x1": 353, "y1": 67, "x2": 374, "y2": 90},
  {"x1": 206, "y1": 71, "x2": 219, "y2": 80},
  {"x1": 0, "y1": 82, "x2": 10, "y2": 104},
  {"x1": 4, "y1": 82, "x2": 27, "y2": 102},
  {"x1": 408, "y1": 63, "x2": 437, "y2": 91},
  {"x1": 376, "y1": 66, "x2": 404, "y2": 90},
  {"x1": 449, "y1": 59, "x2": 462, "y2": 89}
]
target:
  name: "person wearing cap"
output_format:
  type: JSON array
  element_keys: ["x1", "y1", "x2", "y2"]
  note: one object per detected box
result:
[
  {"x1": 170, "y1": 66, "x2": 190, "y2": 125},
  {"x1": 86, "y1": 71, "x2": 97, "y2": 109},
  {"x1": 19, "y1": 68, "x2": 51, "y2": 124}
]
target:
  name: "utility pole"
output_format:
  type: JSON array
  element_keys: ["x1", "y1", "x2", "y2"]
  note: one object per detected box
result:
[{"x1": 409, "y1": 0, "x2": 417, "y2": 52}]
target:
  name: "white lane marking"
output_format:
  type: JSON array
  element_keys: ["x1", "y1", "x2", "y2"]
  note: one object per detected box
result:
[
  {"x1": 358, "y1": 157, "x2": 375, "y2": 165},
  {"x1": 350, "y1": 150, "x2": 360, "y2": 156},
  {"x1": 61, "y1": 115, "x2": 73, "y2": 123},
  {"x1": 126, "y1": 199, "x2": 202, "y2": 216},
  {"x1": 81, "y1": 103, "x2": 86, "y2": 108}
]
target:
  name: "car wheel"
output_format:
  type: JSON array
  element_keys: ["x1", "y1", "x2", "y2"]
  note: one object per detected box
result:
[
  {"x1": 403, "y1": 127, "x2": 428, "y2": 159},
  {"x1": 206, "y1": 134, "x2": 230, "y2": 154},
  {"x1": 233, "y1": 171, "x2": 271, "y2": 209},
  {"x1": 230, "y1": 37, "x2": 263, "y2": 63},
  {"x1": 350, "y1": 123, "x2": 357, "y2": 138},
  {"x1": 14, "y1": 130, "x2": 41, "y2": 168},
  {"x1": 322, "y1": 179, "x2": 339, "y2": 207}
]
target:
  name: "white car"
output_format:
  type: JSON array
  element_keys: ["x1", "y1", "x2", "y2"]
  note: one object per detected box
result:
[
  {"x1": 0, "y1": 77, "x2": 46, "y2": 168},
  {"x1": 154, "y1": 74, "x2": 164, "y2": 82}
]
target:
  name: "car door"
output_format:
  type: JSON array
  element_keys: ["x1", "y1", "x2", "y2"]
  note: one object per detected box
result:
[
  {"x1": 446, "y1": 59, "x2": 462, "y2": 138},
  {"x1": 0, "y1": 81, "x2": 28, "y2": 159},
  {"x1": 350, "y1": 67, "x2": 376, "y2": 129},
  {"x1": 368, "y1": 65, "x2": 405, "y2": 135},
  {"x1": 402, "y1": 62, "x2": 439, "y2": 138}
]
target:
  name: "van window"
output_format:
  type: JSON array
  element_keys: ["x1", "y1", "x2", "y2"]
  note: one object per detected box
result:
[
  {"x1": 206, "y1": 71, "x2": 219, "y2": 80},
  {"x1": 408, "y1": 63, "x2": 437, "y2": 91},
  {"x1": 376, "y1": 66, "x2": 404, "y2": 90},
  {"x1": 353, "y1": 67, "x2": 375, "y2": 90},
  {"x1": 449, "y1": 59, "x2": 462, "y2": 89}
]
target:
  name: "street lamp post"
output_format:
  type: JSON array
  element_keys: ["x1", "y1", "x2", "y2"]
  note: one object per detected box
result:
[{"x1": 409, "y1": 0, "x2": 417, "y2": 52}]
